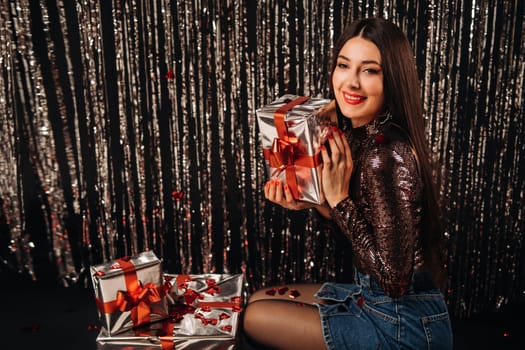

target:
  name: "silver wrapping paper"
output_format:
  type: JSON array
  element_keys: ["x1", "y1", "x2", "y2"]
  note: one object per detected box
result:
[
  {"x1": 96, "y1": 324, "x2": 175, "y2": 350},
  {"x1": 172, "y1": 338, "x2": 236, "y2": 350},
  {"x1": 97, "y1": 331, "x2": 235, "y2": 350},
  {"x1": 97, "y1": 333, "x2": 235, "y2": 350},
  {"x1": 256, "y1": 94, "x2": 331, "y2": 204},
  {"x1": 90, "y1": 250, "x2": 169, "y2": 335}
]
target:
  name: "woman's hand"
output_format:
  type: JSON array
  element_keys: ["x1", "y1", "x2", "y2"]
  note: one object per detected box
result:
[
  {"x1": 264, "y1": 178, "x2": 316, "y2": 210},
  {"x1": 321, "y1": 126, "x2": 353, "y2": 208},
  {"x1": 264, "y1": 178, "x2": 333, "y2": 219}
]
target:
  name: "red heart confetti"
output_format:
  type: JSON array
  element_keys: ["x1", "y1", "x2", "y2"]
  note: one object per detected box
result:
[
  {"x1": 289, "y1": 289, "x2": 301, "y2": 299},
  {"x1": 374, "y1": 134, "x2": 388, "y2": 144},
  {"x1": 165, "y1": 70, "x2": 175, "y2": 80},
  {"x1": 278, "y1": 286, "x2": 289, "y2": 295}
]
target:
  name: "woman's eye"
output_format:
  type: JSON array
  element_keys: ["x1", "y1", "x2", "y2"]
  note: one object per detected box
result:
[
  {"x1": 337, "y1": 62, "x2": 348, "y2": 69},
  {"x1": 364, "y1": 68, "x2": 379, "y2": 74}
]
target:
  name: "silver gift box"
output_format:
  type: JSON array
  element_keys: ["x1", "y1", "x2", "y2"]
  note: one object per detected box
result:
[
  {"x1": 256, "y1": 94, "x2": 331, "y2": 204},
  {"x1": 90, "y1": 250, "x2": 169, "y2": 336},
  {"x1": 168, "y1": 273, "x2": 243, "y2": 348}
]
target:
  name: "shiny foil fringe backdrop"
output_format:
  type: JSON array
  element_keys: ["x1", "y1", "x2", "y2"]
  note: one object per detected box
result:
[{"x1": 0, "y1": 0, "x2": 523, "y2": 318}]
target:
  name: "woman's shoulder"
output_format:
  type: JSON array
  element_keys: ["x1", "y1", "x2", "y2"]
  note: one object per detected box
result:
[
  {"x1": 363, "y1": 122, "x2": 418, "y2": 173},
  {"x1": 380, "y1": 121, "x2": 411, "y2": 145}
]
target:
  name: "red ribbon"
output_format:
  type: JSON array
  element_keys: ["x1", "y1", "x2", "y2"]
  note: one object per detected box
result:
[
  {"x1": 160, "y1": 336, "x2": 174, "y2": 350},
  {"x1": 95, "y1": 257, "x2": 165, "y2": 328},
  {"x1": 263, "y1": 96, "x2": 321, "y2": 199}
]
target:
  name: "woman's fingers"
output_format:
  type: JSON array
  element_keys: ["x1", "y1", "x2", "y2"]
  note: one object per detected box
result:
[
  {"x1": 274, "y1": 179, "x2": 284, "y2": 202},
  {"x1": 283, "y1": 184, "x2": 295, "y2": 204},
  {"x1": 320, "y1": 143, "x2": 331, "y2": 169},
  {"x1": 321, "y1": 126, "x2": 352, "y2": 207},
  {"x1": 341, "y1": 130, "x2": 353, "y2": 169},
  {"x1": 264, "y1": 179, "x2": 289, "y2": 204},
  {"x1": 323, "y1": 126, "x2": 346, "y2": 168},
  {"x1": 264, "y1": 179, "x2": 274, "y2": 199},
  {"x1": 264, "y1": 178, "x2": 314, "y2": 210}
]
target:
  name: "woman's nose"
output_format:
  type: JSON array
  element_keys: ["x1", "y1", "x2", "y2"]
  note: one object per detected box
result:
[{"x1": 348, "y1": 72, "x2": 360, "y2": 88}]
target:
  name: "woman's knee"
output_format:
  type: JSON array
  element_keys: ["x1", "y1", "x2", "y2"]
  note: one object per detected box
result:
[{"x1": 242, "y1": 300, "x2": 268, "y2": 338}]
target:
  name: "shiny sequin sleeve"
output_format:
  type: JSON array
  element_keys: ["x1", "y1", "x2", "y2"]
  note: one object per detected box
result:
[{"x1": 331, "y1": 137, "x2": 423, "y2": 298}]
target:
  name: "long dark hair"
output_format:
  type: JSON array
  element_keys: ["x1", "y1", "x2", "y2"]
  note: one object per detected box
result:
[{"x1": 330, "y1": 17, "x2": 447, "y2": 289}]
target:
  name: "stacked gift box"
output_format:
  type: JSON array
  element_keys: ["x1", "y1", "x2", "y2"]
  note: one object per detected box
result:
[{"x1": 90, "y1": 251, "x2": 244, "y2": 349}]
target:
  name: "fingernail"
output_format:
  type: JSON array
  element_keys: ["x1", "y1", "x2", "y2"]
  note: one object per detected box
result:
[
  {"x1": 338, "y1": 129, "x2": 343, "y2": 135},
  {"x1": 321, "y1": 145, "x2": 326, "y2": 151},
  {"x1": 327, "y1": 134, "x2": 333, "y2": 139}
]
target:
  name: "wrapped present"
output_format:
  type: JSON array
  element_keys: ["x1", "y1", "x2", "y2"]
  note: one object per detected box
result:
[
  {"x1": 167, "y1": 273, "x2": 243, "y2": 349},
  {"x1": 256, "y1": 94, "x2": 332, "y2": 204},
  {"x1": 90, "y1": 250, "x2": 170, "y2": 335},
  {"x1": 95, "y1": 273, "x2": 244, "y2": 350}
]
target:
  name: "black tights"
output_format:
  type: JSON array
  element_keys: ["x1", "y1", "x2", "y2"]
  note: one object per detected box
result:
[{"x1": 240, "y1": 283, "x2": 328, "y2": 350}]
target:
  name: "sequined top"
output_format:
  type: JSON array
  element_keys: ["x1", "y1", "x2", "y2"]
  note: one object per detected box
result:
[{"x1": 330, "y1": 117, "x2": 425, "y2": 298}]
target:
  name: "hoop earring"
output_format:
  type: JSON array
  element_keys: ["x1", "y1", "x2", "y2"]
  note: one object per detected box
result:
[{"x1": 378, "y1": 110, "x2": 392, "y2": 124}]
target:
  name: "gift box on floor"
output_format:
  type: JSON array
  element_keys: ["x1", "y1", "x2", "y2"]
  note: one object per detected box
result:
[
  {"x1": 90, "y1": 250, "x2": 170, "y2": 335},
  {"x1": 167, "y1": 273, "x2": 244, "y2": 349},
  {"x1": 95, "y1": 320, "x2": 175, "y2": 350},
  {"x1": 256, "y1": 94, "x2": 332, "y2": 204},
  {"x1": 95, "y1": 273, "x2": 244, "y2": 350}
]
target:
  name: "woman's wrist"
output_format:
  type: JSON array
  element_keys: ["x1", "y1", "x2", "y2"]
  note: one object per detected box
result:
[
  {"x1": 314, "y1": 203, "x2": 333, "y2": 220},
  {"x1": 326, "y1": 194, "x2": 349, "y2": 209}
]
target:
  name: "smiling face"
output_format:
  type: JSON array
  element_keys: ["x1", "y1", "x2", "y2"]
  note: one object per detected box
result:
[{"x1": 332, "y1": 36, "x2": 385, "y2": 128}]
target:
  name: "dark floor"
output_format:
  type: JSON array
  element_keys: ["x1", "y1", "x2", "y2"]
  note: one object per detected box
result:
[{"x1": 0, "y1": 273, "x2": 523, "y2": 350}]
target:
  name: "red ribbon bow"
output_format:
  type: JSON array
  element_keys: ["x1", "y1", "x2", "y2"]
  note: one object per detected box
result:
[
  {"x1": 269, "y1": 137, "x2": 299, "y2": 173},
  {"x1": 114, "y1": 282, "x2": 163, "y2": 325}
]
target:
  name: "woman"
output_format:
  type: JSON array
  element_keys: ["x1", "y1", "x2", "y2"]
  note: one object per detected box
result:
[{"x1": 242, "y1": 17, "x2": 453, "y2": 349}]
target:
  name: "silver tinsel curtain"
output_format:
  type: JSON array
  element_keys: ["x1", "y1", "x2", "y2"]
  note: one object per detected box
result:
[{"x1": 0, "y1": 0, "x2": 523, "y2": 319}]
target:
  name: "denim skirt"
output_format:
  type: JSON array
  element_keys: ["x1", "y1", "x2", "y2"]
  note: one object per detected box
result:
[{"x1": 314, "y1": 271, "x2": 453, "y2": 350}]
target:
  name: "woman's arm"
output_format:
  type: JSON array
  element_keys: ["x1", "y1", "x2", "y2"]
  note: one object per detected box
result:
[{"x1": 331, "y1": 140, "x2": 423, "y2": 297}]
